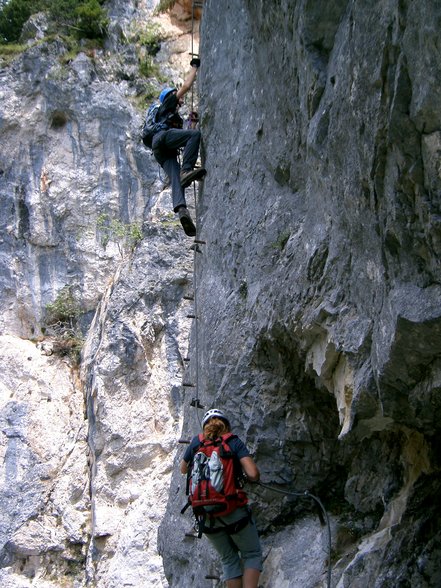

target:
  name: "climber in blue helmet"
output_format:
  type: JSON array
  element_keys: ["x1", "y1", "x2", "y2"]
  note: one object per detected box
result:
[{"x1": 150, "y1": 58, "x2": 206, "y2": 237}]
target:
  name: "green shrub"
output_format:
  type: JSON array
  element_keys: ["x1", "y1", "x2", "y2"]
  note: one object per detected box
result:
[
  {"x1": 97, "y1": 214, "x2": 143, "y2": 256},
  {"x1": 0, "y1": 0, "x2": 42, "y2": 43},
  {"x1": 74, "y1": 0, "x2": 108, "y2": 39},
  {"x1": 0, "y1": 0, "x2": 108, "y2": 44},
  {"x1": 45, "y1": 285, "x2": 81, "y2": 326},
  {"x1": 138, "y1": 22, "x2": 164, "y2": 55},
  {"x1": 44, "y1": 286, "x2": 84, "y2": 365}
]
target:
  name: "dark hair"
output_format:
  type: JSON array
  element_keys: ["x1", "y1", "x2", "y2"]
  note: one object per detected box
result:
[{"x1": 203, "y1": 417, "x2": 230, "y2": 440}]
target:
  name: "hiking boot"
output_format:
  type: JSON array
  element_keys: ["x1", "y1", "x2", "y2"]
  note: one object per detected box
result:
[
  {"x1": 178, "y1": 207, "x2": 196, "y2": 237},
  {"x1": 180, "y1": 167, "x2": 207, "y2": 188}
]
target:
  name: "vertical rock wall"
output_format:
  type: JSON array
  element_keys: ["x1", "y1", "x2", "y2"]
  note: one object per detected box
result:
[
  {"x1": 160, "y1": 1, "x2": 441, "y2": 586},
  {"x1": 1, "y1": 0, "x2": 440, "y2": 585},
  {"x1": 0, "y1": 0, "x2": 199, "y2": 586}
]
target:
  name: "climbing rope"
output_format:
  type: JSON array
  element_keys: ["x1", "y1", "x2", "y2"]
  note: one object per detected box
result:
[{"x1": 256, "y1": 481, "x2": 332, "y2": 588}]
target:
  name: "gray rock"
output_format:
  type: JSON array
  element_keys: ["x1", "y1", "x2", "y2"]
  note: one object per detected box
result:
[
  {"x1": 19, "y1": 13, "x2": 49, "y2": 43},
  {"x1": 159, "y1": 0, "x2": 441, "y2": 585},
  {"x1": 2, "y1": 0, "x2": 441, "y2": 586}
]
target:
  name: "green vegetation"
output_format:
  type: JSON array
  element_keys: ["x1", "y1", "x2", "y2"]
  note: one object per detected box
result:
[
  {"x1": 139, "y1": 54, "x2": 161, "y2": 79},
  {"x1": 74, "y1": 0, "x2": 108, "y2": 39},
  {"x1": 44, "y1": 286, "x2": 84, "y2": 365},
  {"x1": 45, "y1": 285, "x2": 81, "y2": 325},
  {"x1": 0, "y1": 0, "x2": 108, "y2": 44},
  {"x1": 0, "y1": 0, "x2": 34, "y2": 43},
  {"x1": 0, "y1": 41, "x2": 26, "y2": 64},
  {"x1": 97, "y1": 214, "x2": 143, "y2": 256},
  {"x1": 137, "y1": 22, "x2": 163, "y2": 55},
  {"x1": 131, "y1": 22, "x2": 166, "y2": 82},
  {"x1": 272, "y1": 230, "x2": 291, "y2": 251},
  {"x1": 57, "y1": 34, "x2": 103, "y2": 64}
]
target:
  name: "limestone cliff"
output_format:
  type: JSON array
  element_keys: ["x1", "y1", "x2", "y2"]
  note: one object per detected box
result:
[
  {"x1": 0, "y1": 0, "x2": 440, "y2": 587},
  {"x1": 159, "y1": 0, "x2": 441, "y2": 587},
  {"x1": 0, "y1": 0, "x2": 197, "y2": 586}
]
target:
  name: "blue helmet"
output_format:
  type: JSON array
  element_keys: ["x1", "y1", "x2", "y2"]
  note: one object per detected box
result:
[{"x1": 159, "y1": 87, "x2": 176, "y2": 103}]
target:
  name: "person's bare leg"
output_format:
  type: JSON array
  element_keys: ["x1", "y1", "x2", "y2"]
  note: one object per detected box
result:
[
  {"x1": 226, "y1": 577, "x2": 242, "y2": 588},
  {"x1": 243, "y1": 568, "x2": 260, "y2": 588}
]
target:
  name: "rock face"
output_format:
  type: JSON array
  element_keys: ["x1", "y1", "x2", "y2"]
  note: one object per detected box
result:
[
  {"x1": 159, "y1": 0, "x2": 441, "y2": 586},
  {"x1": 0, "y1": 334, "x2": 88, "y2": 588},
  {"x1": 0, "y1": 0, "x2": 198, "y2": 586},
  {"x1": 1, "y1": 0, "x2": 441, "y2": 587}
]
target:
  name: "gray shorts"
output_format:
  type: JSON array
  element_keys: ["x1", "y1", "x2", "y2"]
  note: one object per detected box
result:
[{"x1": 204, "y1": 507, "x2": 262, "y2": 580}]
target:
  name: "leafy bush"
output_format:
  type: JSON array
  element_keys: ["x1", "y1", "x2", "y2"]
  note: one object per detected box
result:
[
  {"x1": 138, "y1": 22, "x2": 164, "y2": 56},
  {"x1": 74, "y1": 0, "x2": 108, "y2": 39},
  {"x1": 44, "y1": 285, "x2": 84, "y2": 365},
  {"x1": 0, "y1": 0, "x2": 108, "y2": 44},
  {"x1": 0, "y1": 0, "x2": 39, "y2": 43},
  {"x1": 97, "y1": 214, "x2": 143, "y2": 256},
  {"x1": 45, "y1": 285, "x2": 81, "y2": 326}
]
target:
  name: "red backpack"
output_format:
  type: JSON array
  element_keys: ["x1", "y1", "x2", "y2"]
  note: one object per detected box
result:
[{"x1": 183, "y1": 433, "x2": 248, "y2": 519}]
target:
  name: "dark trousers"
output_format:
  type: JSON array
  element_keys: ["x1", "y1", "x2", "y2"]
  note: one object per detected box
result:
[{"x1": 152, "y1": 129, "x2": 201, "y2": 212}]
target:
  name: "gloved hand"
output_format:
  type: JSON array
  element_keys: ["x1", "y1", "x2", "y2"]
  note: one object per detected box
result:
[{"x1": 190, "y1": 57, "x2": 200, "y2": 68}]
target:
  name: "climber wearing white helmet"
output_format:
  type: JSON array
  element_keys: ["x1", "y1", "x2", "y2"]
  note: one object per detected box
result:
[{"x1": 181, "y1": 409, "x2": 262, "y2": 588}]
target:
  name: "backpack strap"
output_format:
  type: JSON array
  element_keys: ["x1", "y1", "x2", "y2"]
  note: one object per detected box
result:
[
  {"x1": 184, "y1": 434, "x2": 204, "y2": 496},
  {"x1": 195, "y1": 513, "x2": 207, "y2": 539},
  {"x1": 221, "y1": 434, "x2": 245, "y2": 489}
]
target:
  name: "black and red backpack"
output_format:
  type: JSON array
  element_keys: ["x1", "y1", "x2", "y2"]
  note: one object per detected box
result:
[{"x1": 182, "y1": 433, "x2": 248, "y2": 524}]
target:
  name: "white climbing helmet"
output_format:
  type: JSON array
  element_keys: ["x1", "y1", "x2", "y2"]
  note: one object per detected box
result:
[{"x1": 202, "y1": 408, "x2": 230, "y2": 428}]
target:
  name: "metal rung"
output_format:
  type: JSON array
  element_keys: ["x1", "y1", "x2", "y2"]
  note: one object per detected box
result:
[
  {"x1": 183, "y1": 357, "x2": 190, "y2": 362},
  {"x1": 178, "y1": 438, "x2": 191, "y2": 444},
  {"x1": 190, "y1": 244, "x2": 202, "y2": 253},
  {"x1": 183, "y1": 382, "x2": 196, "y2": 387},
  {"x1": 194, "y1": 239, "x2": 206, "y2": 244},
  {"x1": 185, "y1": 532, "x2": 198, "y2": 539},
  {"x1": 190, "y1": 398, "x2": 204, "y2": 408},
  {"x1": 184, "y1": 295, "x2": 194, "y2": 300},
  {"x1": 205, "y1": 575, "x2": 220, "y2": 580},
  {"x1": 186, "y1": 314, "x2": 196, "y2": 319}
]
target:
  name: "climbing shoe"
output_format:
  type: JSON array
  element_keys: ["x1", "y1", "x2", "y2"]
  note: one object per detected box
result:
[
  {"x1": 178, "y1": 207, "x2": 196, "y2": 237},
  {"x1": 180, "y1": 167, "x2": 207, "y2": 189}
]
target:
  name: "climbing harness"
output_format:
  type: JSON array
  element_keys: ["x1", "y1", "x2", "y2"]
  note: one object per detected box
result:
[
  {"x1": 197, "y1": 508, "x2": 252, "y2": 538},
  {"x1": 256, "y1": 481, "x2": 332, "y2": 588}
]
